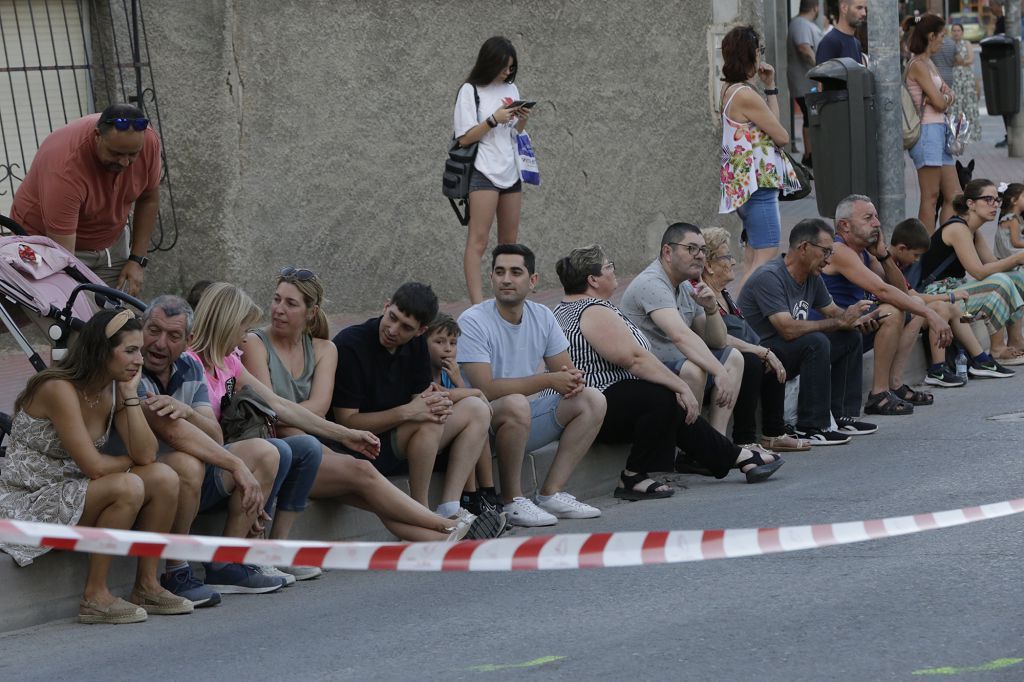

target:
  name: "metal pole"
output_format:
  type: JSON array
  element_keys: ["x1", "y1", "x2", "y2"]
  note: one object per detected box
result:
[
  {"x1": 1005, "y1": 0, "x2": 1024, "y2": 158},
  {"x1": 869, "y1": 0, "x2": 906, "y2": 236}
]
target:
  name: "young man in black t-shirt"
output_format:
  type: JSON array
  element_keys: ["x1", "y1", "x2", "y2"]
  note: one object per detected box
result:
[{"x1": 331, "y1": 283, "x2": 490, "y2": 521}]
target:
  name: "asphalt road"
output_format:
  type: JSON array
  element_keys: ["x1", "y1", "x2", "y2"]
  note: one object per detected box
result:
[{"x1": 1, "y1": 370, "x2": 1022, "y2": 681}]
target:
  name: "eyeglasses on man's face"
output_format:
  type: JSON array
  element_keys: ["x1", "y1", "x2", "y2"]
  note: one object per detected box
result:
[
  {"x1": 668, "y1": 242, "x2": 710, "y2": 258},
  {"x1": 803, "y1": 241, "x2": 834, "y2": 258}
]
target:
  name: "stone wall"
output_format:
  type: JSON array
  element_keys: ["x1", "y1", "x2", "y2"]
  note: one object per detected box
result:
[{"x1": 132, "y1": 0, "x2": 759, "y2": 311}]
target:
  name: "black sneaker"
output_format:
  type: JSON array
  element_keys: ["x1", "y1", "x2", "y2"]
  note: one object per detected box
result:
[
  {"x1": 835, "y1": 417, "x2": 878, "y2": 435},
  {"x1": 796, "y1": 427, "x2": 851, "y2": 446},
  {"x1": 479, "y1": 487, "x2": 502, "y2": 513},
  {"x1": 461, "y1": 491, "x2": 483, "y2": 516},
  {"x1": 464, "y1": 509, "x2": 509, "y2": 539},
  {"x1": 969, "y1": 357, "x2": 1015, "y2": 378},
  {"x1": 925, "y1": 366, "x2": 966, "y2": 387}
]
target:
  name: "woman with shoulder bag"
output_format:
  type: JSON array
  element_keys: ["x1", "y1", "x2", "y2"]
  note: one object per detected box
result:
[
  {"x1": 188, "y1": 283, "x2": 381, "y2": 583},
  {"x1": 906, "y1": 14, "x2": 958, "y2": 233},
  {"x1": 455, "y1": 36, "x2": 532, "y2": 304},
  {"x1": 718, "y1": 25, "x2": 795, "y2": 293}
]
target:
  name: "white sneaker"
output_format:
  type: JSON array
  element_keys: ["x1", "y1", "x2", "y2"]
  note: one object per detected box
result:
[
  {"x1": 277, "y1": 565, "x2": 323, "y2": 581},
  {"x1": 255, "y1": 565, "x2": 295, "y2": 586},
  {"x1": 534, "y1": 491, "x2": 601, "y2": 519},
  {"x1": 445, "y1": 508, "x2": 477, "y2": 542},
  {"x1": 503, "y1": 497, "x2": 558, "y2": 527}
]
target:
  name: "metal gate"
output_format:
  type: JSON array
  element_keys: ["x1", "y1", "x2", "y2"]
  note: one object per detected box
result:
[{"x1": 0, "y1": 0, "x2": 178, "y2": 252}]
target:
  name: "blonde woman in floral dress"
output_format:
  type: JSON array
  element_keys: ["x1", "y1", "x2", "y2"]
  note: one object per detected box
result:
[
  {"x1": 949, "y1": 24, "x2": 981, "y2": 143},
  {"x1": 719, "y1": 25, "x2": 798, "y2": 293}
]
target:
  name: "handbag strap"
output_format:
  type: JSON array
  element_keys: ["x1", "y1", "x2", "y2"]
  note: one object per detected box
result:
[
  {"x1": 903, "y1": 57, "x2": 927, "y2": 117},
  {"x1": 919, "y1": 217, "x2": 967, "y2": 289}
]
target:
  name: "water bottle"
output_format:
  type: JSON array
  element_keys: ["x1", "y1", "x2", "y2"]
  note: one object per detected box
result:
[{"x1": 955, "y1": 348, "x2": 968, "y2": 382}]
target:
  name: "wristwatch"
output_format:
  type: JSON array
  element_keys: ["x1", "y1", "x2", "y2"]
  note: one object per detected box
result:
[
  {"x1": 764, "y1": 88, "x2": 779, "y2": 96},
  {"x1": 876, "y1": 251, "x2": 891, "y2": 263},
  {"x1": 128, "y1": 254, "x2": 149, "y2": 268}
]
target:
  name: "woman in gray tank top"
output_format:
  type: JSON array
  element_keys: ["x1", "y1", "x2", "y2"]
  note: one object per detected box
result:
[{"x1": 240, "y1": 268, "x2": 498, "y2": 542}]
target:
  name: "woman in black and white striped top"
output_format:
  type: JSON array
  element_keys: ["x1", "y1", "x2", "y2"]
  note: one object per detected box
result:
[{"x1": 553, "y1": 245, "x2": 784, "y2": 501}]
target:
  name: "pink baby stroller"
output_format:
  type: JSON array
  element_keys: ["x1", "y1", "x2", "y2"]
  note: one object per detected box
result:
[{"x1": 0, "y1": 215, "x2": 144, "y2": 454}]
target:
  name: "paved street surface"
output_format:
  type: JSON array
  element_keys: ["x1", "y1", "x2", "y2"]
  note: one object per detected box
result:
[{"x1": 1, "y1": 366, "x2": 1022, "y2": 680}]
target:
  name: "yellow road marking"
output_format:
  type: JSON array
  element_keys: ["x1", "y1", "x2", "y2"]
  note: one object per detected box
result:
[
  {"x1": 912, "y1": 658, "x2": 1024, "y2": 676},
  {"x1": 468, "y1": 656, "x2": 566, "y2": 672}
]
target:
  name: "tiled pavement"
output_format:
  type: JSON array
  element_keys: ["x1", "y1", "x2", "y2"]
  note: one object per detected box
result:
[{"x1": 0, "y1": 108, "x2": 1018, "y2": 415}]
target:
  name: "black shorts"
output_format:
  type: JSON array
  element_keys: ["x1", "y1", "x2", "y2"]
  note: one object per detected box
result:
[{"x1": 794, "y1": 96, "x2": 810, "y2": 122}]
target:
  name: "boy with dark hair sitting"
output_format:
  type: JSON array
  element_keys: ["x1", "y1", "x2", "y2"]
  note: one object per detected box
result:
[
  {"x1": 425, "y1": 313, "x2": 499, "y2": 514},
  {"x1": 890, "y1": 218, "x2": 1013, "y2": 385}
]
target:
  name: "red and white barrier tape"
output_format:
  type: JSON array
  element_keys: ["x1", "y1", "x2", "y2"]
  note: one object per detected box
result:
[{"x1": 1, "y1": 498, "x2": 1021, "y2": 571}]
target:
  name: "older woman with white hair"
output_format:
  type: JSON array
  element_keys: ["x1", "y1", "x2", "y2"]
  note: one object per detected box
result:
[
  {"x1": 553, "y1": 245, "x2": 784, "y2": 500},
  {"x1": 700, "y1": 227, "x2": 809, "y2": 452}
]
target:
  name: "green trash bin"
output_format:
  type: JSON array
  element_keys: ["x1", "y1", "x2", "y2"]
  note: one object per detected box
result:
[
  {"x1": 805, "y1": 58, "x2": 878, "y2": 219},
  {"x1": 980, "y1": 35, "x2": 1021, "y2": 116}
]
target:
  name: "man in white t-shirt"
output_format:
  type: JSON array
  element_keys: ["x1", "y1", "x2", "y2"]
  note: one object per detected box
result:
[{"x1": 457, "y1": 244, "x2": 607, "y2": 527}]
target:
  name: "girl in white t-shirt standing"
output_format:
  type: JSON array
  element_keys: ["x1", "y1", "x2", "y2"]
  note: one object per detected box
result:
[{"x1": 454, "y1": 36, "x2": 532, "y2": 303}]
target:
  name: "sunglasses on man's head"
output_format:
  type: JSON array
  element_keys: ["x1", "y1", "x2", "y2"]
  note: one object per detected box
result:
[
  {"x1": 102, "y1": 117, "x2": 150, "y2": 131},
  {"x1": 280, "y1": 266, "x2": 316, "y2": 281}
]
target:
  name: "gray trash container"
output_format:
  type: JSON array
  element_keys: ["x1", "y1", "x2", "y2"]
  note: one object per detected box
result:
[
  {"x1": 979, "y1": 35, "x2": 1021, "y2": 116},
  {"x1": 805, "y1": 57, "x2": 879, "y2": 219}
]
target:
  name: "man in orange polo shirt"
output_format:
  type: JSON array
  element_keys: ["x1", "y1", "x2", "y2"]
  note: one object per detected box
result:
[{"x1": 11, "y1": 103, "x2": 161, "y2": 295}]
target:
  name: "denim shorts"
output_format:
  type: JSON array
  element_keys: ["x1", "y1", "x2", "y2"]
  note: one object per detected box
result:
[
  {"x1": 198, "y1": 465, "x2": 231, "y2": 513},
  {"x1": 908, "y1": 122, "x2": 953, "y2": 169},
  {"x1": 735, "y1": 187, "x2": 781, "y2": 249},
  {"x1": 663, "y1": 347, "x2": 733, "y2": 392},
  {"x1": 469, "y1": 169, "x2": 522, "y2": 194},
  {"x1": 524, "y1": 393, "x2": 566, "y2": 452}
]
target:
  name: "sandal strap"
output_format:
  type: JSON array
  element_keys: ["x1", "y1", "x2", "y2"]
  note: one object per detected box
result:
[{"x1": 620, "y1": 470, "x2": 667, "y2": 494}]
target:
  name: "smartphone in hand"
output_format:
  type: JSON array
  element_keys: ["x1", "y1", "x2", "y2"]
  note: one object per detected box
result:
[{"x1": 505, "y1": 100, "x2": 537, "y2": 109}]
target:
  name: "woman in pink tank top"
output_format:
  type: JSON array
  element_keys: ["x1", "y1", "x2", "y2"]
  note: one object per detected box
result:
[{"x1": 905, "y1": 14, "x2": 958, "y2": 234}]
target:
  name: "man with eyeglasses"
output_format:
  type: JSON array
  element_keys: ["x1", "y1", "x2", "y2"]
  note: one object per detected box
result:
[
  {"x1": 738, "y1": 218, "x2": 880, "y2": 445},
  {"x1": 11, "y1": 103, "x2": 160, "y2": 296},
  {"x1": 819, "y1": 195, "x2": 953, "y2": 417},
  {"x1": 620, "y1": 222, "x2": 743, "y2": 436}
]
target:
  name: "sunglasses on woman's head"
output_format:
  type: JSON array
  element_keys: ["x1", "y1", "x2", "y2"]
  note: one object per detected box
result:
[
  {"x1": 102, "y1": 117, "x2": 149, "y2": 131},
  {"x1": 280, "y1": 266, "x2": 316, "y2": 281}
]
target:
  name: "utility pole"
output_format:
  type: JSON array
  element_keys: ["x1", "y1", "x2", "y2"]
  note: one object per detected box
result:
[
  {"x1": 868, "y1": 0, "x2": 905, "y2": 235},
  {"x1": 1005, "y1": 0, "x2": 1023, "y2": 158}
]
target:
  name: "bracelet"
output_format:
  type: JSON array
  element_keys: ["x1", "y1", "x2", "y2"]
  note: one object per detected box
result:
[
  {"x1": 764, "y1": 88, "x2": 779, "y2": 96},
  {"x1": 486, "y1": 115, "x2": 497, "y2": 128},
  {"x1": 122, "y1": 397, "x2": 141, "y2": 407}
]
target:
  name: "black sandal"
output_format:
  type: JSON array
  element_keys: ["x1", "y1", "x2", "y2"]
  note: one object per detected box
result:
[
  {"x1": 864, "y1": 390, "x2": 914, "y2": 415},
  {"x1": 893, "y1": 384, "x2": 933, "y2": 406},
  {"x1": 734, "y1": 449, "x2": 784, "y2": 484},
  {"x1": 614, "y1": 471, "x2": 675, "y2": 501}
]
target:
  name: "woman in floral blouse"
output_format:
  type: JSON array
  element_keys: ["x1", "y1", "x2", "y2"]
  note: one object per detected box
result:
[{"x1": 718, "y1": 25, "x2": 798, "y2": 293}]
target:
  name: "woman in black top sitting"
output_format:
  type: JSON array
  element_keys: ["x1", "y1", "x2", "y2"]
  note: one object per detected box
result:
[
  {"x1": 552, "y1": 245, "x2": 783, "y2": 501},
  {"x1": 918, "y1": 178, "x2": 1024, "y2": 365}
]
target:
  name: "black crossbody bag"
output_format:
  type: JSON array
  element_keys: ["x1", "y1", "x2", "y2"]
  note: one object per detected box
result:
[{"x1": 442, "y1": 85, "x2": 480, "y2": 226}]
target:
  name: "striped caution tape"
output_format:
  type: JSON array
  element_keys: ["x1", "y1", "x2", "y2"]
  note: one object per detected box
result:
[{"x1": 0, "y1": 497, "x2": 1021, "y2": 572}]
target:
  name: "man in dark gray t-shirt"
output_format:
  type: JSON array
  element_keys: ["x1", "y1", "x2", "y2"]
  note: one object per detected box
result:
[{"x1": 737, "y1": 219, "x2": 879, "y2": 445}]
